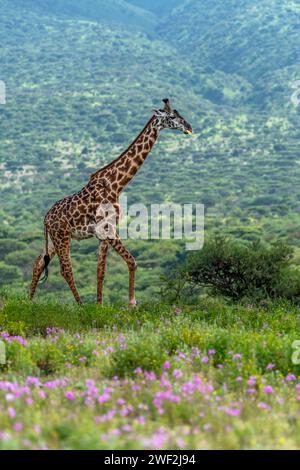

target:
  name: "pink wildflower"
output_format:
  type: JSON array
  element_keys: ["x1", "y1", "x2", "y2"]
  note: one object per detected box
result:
[
  {"x1": 285, "y1": 374, "x2": 296, "y2": 381},
  {"x1": 13, "y1": 422, "x2": 23, "y2": 432},
  {"x1": 132, "y1": 384, "x2": 141, "y2": 391},
  {"x1": 136, "y1": 415, "x2": 145, "y2": 425},
  {"x1": 98, "y1": 393, "x2": 110, "y2": 404},
  {"x1": 8, "y1": 407, "x2": 16, "y2": 419},
  {"x1": 173, "y1": 369, "x2": 183, "y2": 378},
  {"x1": 65, "y1": 391, "x2": 75, "y2": 401},
  {"x1": 122, "y1": 425, "x2": 131, "y2": 433},
  {"x1": 225, "y1": 408, "x2": 240, "y2": 416},
  {"x1": 176, "y1": 437, "x2": 186, "y2": 448},
  {"x1": 247, "y1": 379, "x2": 256, "y2": 386},
  {"x1": 233, "y1": 353, "x2": 242, "y2": 360},
  {"x1": 26, "y1": 377, "x2": 40, "y2": 386},
  {"x1": 258, "y1": 402, "x2": 271, "y2": 410}
]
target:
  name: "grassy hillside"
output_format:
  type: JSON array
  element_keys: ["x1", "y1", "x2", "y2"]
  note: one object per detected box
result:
[
  {"x1": 0, "y1": 294, "x2": 299, "y2": 449},
  {"x1": 1, "y1": 1, "x2": 300, "y2": 302}
]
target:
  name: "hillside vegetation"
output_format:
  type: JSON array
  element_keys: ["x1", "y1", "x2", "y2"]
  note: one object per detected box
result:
[
  {"x1": 1, "y1": 1, "x2": 300, "y2": 302},
  {"x1": 9, "y1": 0, "x2": 156, "y2": 30},
  {"x1": 160, "y1": 0, "x2": 300, "y2": 110}
]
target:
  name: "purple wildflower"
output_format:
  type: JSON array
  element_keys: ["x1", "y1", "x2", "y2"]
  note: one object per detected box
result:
[
  {"x1": 285, "y1": 374, "x2": 296, "y2": 381},
  {"x1": 65, "y1": 391, "x2": 75, "y2": 401}
]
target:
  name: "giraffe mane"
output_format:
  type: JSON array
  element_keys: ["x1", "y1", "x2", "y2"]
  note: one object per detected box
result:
[{"x1": 89, "y1": 115, "x2": 156, "y2": 181}]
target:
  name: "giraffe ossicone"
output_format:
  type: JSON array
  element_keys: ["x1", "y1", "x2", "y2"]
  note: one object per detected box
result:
[{"x1": 29, "y1": 99, "x2": 193, "y2": 305}]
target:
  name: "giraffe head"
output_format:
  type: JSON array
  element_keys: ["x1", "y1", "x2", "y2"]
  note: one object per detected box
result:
[{"x1": 153, "y1": 98, "x2": 193, "y2": 135}]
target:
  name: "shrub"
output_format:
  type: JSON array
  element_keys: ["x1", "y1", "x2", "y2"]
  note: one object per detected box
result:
[
  {"x1": 110, "y1": 335, "x2": 167, "y2": 377},
  {"x1": 162, "y1": 237, "x2": 300, "y2": 303},
  {"x1": 2, "y1": 341, "x2": 37, "y2": 375},
  {"x1": 186, "y1": 237, "x2": 300, "y2": 302},
  {"x1": 30, "y1": 340, "x2": 65, "y2": 375}
]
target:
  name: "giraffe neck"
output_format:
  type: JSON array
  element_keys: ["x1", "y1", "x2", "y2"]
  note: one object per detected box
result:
[{"x1": 91, "y1": 115, "x2": 161, "y2": 196}]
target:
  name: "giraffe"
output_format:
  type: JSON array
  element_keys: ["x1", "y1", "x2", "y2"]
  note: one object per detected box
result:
[{"x1": 29, "y1": 99, "x2": 192, "y2": 306}]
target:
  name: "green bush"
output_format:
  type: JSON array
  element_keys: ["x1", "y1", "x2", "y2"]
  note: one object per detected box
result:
[
  {"x1": 110, "y1": 335, "x2": 167, "y2": 377},
  {"x1": 30, "y1": 340, "x2": 66, "y2": 375},
  {"x1": 2, "y1": 341, "x2": 37, "y2": 375},
  {"x1": 162, "y1": 237, "x2": 300, "y2": 303},
  {"x1": 186, "y1": 237, "x2": 300, "y2": 302}
]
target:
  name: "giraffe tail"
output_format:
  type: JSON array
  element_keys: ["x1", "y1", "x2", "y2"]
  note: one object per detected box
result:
[{"x1": 39, "y1": 226, "x2": 51, "y2": 284}]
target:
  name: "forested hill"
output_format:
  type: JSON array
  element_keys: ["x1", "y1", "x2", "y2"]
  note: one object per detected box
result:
[
  {"x1": 159, "y1": 0, "x2": 300, "y2": 109},
  {"x1": 0, "y1": 0, "x2": 300, "y2": 301},
  {"x1": 7, "y1": 0, "x2": 156, "y2": 30}
]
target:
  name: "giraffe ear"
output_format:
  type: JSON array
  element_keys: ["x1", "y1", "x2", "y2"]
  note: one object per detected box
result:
[{"x1": 162, "y1": 98, "x2": 172, "y2": 113}]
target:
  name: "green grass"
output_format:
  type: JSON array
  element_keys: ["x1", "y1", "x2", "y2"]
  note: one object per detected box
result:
[{"x1": 0, "y1": 294, "x2": 299, "y2": 449}]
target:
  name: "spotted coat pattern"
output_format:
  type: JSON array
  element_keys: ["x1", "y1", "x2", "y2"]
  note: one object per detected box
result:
[{"x1": 29, "y1": 100, "x2": 192, "y2": 305}]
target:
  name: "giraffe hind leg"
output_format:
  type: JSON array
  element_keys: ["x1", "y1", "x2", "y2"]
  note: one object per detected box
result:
[{"x1": 29, "y1": 245, "x2": 56, "y2": 301}]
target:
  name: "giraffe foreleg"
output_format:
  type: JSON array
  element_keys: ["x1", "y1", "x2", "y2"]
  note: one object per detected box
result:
[
  {"x1": 108, "y1": 236, "x2": 137, "y2": 307},
  {"x1": 97, "y1": 240, "x2": 109, "y2": 304}
]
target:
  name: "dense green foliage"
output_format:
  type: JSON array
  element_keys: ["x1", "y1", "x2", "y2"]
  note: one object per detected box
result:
[
  {"x1": 187, "y1": 237, "x2": 300, "y2": 301},
  {"x1": 1, "y1": 1, "x2": 300, "y2": 302},
  {"x1": 160, "y1": 0, "x2": 300, "y2": 108},
  {"x1": 12, "y1": 0, "x2": 156, "y2": 30}
]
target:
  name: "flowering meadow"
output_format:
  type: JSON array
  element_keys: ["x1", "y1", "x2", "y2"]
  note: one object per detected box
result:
[{"x1": 0, "y1": 295, "x2": 299, "y2": 450}]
